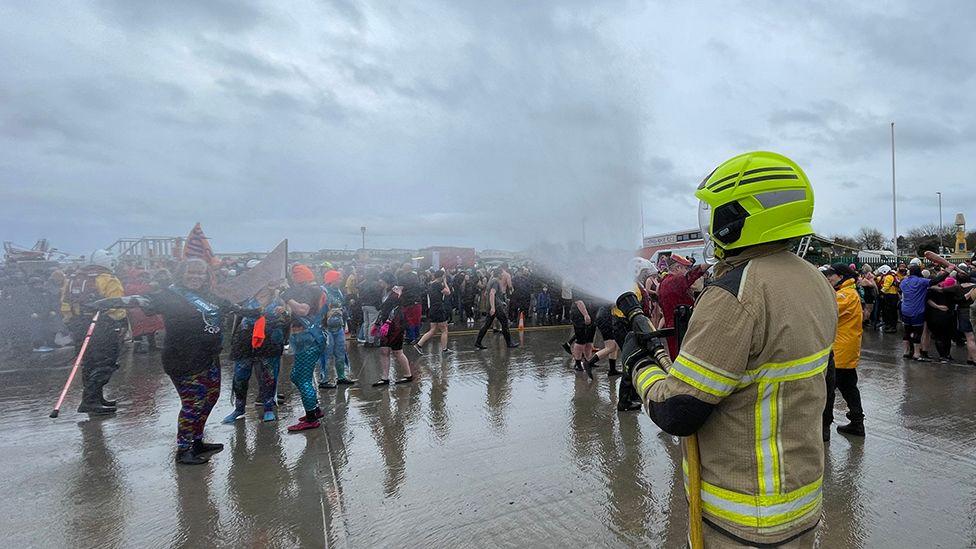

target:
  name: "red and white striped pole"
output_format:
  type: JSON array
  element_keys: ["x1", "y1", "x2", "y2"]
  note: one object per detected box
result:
[{"x1": 50, "y1": 311, "x2": 100, "y2": 418}]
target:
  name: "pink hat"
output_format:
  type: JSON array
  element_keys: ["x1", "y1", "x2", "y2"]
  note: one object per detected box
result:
[{"x1": 940, "y1": 277, "x2": 957, "y2": 288}]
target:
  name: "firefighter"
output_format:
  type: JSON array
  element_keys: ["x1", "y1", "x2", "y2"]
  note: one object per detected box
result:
[
  {"x1": 603, "y1": 257, "x2": 656, "y2": 411},
  {"x1": 623, "y1": 151, "x2": 836, "y2": 547},
  {"x1": 63, "y1": 250, "x2": 128, "y2": 415}
]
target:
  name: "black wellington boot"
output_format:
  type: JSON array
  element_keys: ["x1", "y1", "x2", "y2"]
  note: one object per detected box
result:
[
  {"x1": 584, "y1": 356, "x2": 598, "y2": 380},
  {"x1": 175, "y1": 448, "x2": 209, "y2": 465},
  {"x1": 193, "y1": 440, "x2": 224, "y2": 456},
  {"x1": 78, "y1": 392, "x2": 116, "y2": 415},
  {"x1": 837, "y1": 420, "x2": 865, "y2": 437}
]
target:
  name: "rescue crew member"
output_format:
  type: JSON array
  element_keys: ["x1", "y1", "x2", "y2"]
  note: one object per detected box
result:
[
  {"x1": 606, "y1": 258, "x2": 657, "y2": 411},
  {"x1": 822, "y1": 263, "x2": 865, "y2": 440},
  {"x1": 63, "y1": 249, "x2": 127, "y2": 416},
  {"x1": 624, "y1": 151, "x2": 836, "y2": 547},
  {"x1": 878, "y1": 265, "x2": 899, "y2": 332}
]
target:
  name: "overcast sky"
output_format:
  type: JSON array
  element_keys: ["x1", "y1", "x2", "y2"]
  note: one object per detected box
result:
[{"x1": 2, "y1": 1, "x2": 974, "y2": 255}]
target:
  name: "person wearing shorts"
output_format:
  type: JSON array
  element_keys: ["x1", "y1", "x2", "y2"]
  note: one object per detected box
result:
[
  {"x1": 900, "y1": 264, "x2": 947, "y2": 361},
  {"x1": 570, "y1": 299, "x2": 595, "y2": 371},
  {"x1": 581, "y1": 304, "x2": 622, "y2": 379},
  {"x1": 414, "y1": 269, "x2": 453, "y2": 356},
  {"x1": 372, "y1": 274, "x2": 415, "y2": 386}
]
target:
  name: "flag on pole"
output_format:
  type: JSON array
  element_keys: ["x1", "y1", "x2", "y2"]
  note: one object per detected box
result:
[{"x1": 183, "y1": 222, "x2": 217, "y2": 265}]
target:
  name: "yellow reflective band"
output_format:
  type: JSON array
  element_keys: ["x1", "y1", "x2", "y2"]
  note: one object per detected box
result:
[
  {"x1": 755, "y1": 382, "x2": 782, "y2": 495},
  {"x1": 738, "y1": 347, "x2": 830, "y2": 387},
  {"x1": 671, "y1": 354, "x2": 739, "y2": 397},
  {"x1": 682, "y1": 461, "x2": 823, "y2": 530},
  {"x1": 636, "y1": 366, "x2": 667, "y2": 395}
]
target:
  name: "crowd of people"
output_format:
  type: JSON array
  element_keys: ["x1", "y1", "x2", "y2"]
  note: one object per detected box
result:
[
  {"x1": 1, "y1": 250, "x2": 606, "y2": 464},
  {"x1": 853, "y1": 257, "x2": 976, "y2": 364}
]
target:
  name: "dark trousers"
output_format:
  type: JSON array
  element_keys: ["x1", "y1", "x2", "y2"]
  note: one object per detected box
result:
[
  {"x1": 69, "y1": 315, "x2": 124, "y2": 405},
  {"x1": 476, "y1": 309, "x2": 512, "y2": 345},
  {"x1": 824, "y1": 355, "x2": 864, "y2": 424},
  {"x1": 881, "y1": 294, "x2": 899, "y2": 330},
  {"x1": 615, "y1": 330, "x2": 641, "y2": 404}
]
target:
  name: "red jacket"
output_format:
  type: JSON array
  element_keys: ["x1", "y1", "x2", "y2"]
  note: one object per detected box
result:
[{"x1": 658, "y1": 266, "x2": 707, "y2": 357}]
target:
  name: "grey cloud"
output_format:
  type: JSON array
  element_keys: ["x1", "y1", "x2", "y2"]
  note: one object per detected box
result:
[
  {"x1": 94, "y1": 0, "x2": 263, "y2": 34},
  {"x1": 1, "y1": 1, "x2": 974, "y2": 255},
  {"x1": 195, "y1": 41, "x2": 294, "y2": 79}
]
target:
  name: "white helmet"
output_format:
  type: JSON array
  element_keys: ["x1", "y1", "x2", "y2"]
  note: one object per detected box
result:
[
  {"x1": 909, "y1": 257, "x2": 922, "y2": 267},
  {"x1": 89, "y1": 249, "x2": 117, "y2": 270},
  {"x1": 877, "y1": 264, "x2": 892, "y2": 275},
  {"x1": 245, "y1": 259, "x2": 261, "y2": 269},
  {"x1": 630, "y1": 257, "x2": 655, "y2": 281}
]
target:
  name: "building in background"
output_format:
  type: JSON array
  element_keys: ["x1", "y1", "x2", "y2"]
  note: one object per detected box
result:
[
  {"x1": 418, "y1": 246, "x2": 476, "y2": 270},
  {"x1": 638, "y1": 229, "x2": 706, "y2": 265}
]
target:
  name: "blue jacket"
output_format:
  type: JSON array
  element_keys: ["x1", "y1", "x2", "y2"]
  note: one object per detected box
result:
[
  {"x1": 536, "y1": 291, "x2": 551, "y2": 310},
  {"x1": 900, "y1": 275, "x2": 935, "y2": 318}
]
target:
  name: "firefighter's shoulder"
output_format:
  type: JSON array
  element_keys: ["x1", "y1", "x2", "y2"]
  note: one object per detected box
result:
[{"x1": 704, "y1": 262, "x2": 748, "y2": 300}]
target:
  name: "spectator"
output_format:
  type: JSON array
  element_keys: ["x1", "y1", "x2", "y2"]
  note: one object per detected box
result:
[
  {"x1": 27, "y1": 276, "x2": 58, "y2": 352},
  {"x1": 878, "y1": 265, "x2": 899, "y2": 333},
  {"x1": 657, "y1": 254, "x2": 709, "y2": 358},
  {"x1": 822, "y1": 263, "x2": 865, "y2": 440},
  {"x1": 927, "y1": 277, "x2": 958, "y2": 363}
]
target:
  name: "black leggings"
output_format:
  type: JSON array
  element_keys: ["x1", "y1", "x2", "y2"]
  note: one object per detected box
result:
[{"x1": 881, "y1": 294, "x2": 899, "y2": 329}]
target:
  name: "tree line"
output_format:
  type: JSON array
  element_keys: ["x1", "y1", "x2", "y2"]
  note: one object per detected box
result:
[{"x1": 829, "y1": 225, "x2": 976, "y2": 256}]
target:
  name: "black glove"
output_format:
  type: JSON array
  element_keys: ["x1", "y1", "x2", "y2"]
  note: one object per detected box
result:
[{"x1": 620, "y1": 331, "x2": 667, "y2": 376}]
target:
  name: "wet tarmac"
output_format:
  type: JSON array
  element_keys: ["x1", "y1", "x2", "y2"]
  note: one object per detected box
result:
[{"x1": 2, "y1": 327, "x2": 975, "y2": 548}]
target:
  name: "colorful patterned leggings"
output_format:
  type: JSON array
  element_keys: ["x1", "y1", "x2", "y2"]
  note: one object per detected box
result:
[
  {"x1": 232, "y1": 356, "x2": 279, "y2": 410},
  {"x1": 319, "y1": 328, "x2": 348, "y2": 381},
  {"x1": 290, "y1": 333, "x2": 321, "y2": 412},
  {"x1": 169, "y1": 359, "x2": 221, "y2": 450}
]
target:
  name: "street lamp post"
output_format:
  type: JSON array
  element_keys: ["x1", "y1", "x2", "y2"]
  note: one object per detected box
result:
[
  {"x1": 937, "y1": 192, "x2": 943, "y2": 254},
  {"x1": 360, "y1": 226, "x2": 367, "y2": 250},
  {"x1": 891, "y1": 122, "x2": 898, "y2": 259}
]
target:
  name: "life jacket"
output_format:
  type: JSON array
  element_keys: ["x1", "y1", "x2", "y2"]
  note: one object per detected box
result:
[{"x1": 66, "y1": 267, "x2": 107, "y2": 306}]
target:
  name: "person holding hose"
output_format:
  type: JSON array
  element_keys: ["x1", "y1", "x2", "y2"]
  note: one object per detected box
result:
[{"x1": 622, "y1": 151, "x2": 836, "y2": 547}]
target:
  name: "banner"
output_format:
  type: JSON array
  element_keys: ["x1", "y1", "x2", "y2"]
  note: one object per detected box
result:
[{"x1": 215, "y1": 240, "x2": 288, "y2": 303}]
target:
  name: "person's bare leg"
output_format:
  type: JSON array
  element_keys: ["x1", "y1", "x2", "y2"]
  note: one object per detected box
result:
[
  {"x1": 584, "y1": 343, "x2": 594, "y2": 361},
  {"x1": 381, "y1": 347, "x2": 391, "y2": 380},
  {"x1": 417, "y1": 326, "x2": 436, "y2": 347},
  {"x1": 966, "y1": 332, "x2": 976, "y2": 362},
  {"x1": 572, "y1": 344, "x2": 583, "y2": 362},
  {"x1": 439, "y1": 323, "x2": 449, "y2": 349},
  {"x1": 394, "y1": 350, "x2": 412, "y2": 379}
]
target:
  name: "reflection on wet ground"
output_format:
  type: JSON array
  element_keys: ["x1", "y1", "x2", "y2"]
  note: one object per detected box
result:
[{"x1": 1, "y1": 329, "x2": 974, "y2": 547}]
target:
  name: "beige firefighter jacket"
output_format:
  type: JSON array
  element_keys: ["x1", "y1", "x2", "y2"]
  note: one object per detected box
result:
[{"x1": 632, "y1": 242, "x2": 837, "y2": 545}]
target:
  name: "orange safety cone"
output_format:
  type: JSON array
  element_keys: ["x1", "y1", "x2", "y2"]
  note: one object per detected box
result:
[{"x1": 517, "y1": 311, "x2": 525, "y2": 331}]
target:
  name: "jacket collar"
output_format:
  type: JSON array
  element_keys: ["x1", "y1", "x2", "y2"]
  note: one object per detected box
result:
[
  {"x1": 836, "y1": 278, "x2": 857, "y2": 292},
  {"x1": 715, "y1": 241, "x2": 791, "y2": 278}
]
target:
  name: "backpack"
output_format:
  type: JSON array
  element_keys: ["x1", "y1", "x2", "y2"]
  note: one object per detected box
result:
[{"x1": 66, "y1": 268, "x2": 102, "y2": 307}]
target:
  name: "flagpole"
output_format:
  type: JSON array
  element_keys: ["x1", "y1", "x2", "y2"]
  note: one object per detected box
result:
[{"x1": 891, "y1": 122, "x2": 898, "y2": 259}]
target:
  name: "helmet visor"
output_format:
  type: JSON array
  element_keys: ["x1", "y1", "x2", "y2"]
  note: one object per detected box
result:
[{"x1": 698, "y1": 200, "x2": 718, "y2": 265}]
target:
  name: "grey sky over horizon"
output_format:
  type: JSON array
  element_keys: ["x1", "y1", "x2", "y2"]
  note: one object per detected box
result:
[{"x1": 2, "y1": 1, "x2": 974, "y2": 255}]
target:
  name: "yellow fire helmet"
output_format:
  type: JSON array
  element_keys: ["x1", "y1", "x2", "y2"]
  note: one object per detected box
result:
[{"x1": 695, "y1": 151, "x2": 814, "y2": 263}]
